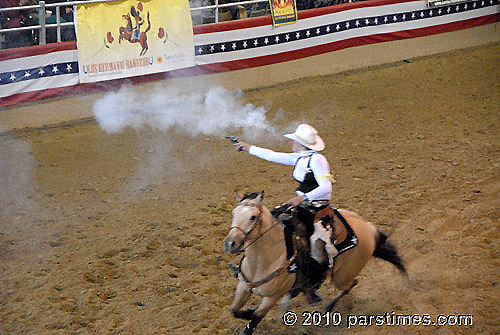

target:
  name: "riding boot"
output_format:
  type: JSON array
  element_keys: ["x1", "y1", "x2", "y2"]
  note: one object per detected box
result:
[
  {"x1": 279, "y1": 214, "x2": 297, "y2": 273},
  {"x1": 284, "y1": 223, "x2": 297, "y2": 273},
  {"x1": 283, "y1": 223, "x2": 295, "y2": 260}
]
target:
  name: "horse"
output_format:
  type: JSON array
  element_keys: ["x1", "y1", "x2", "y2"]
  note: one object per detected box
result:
[
  {"x1": 118, "y1": 9, "x2": 151, "y2": 56},
  {"x1": 224, "y1": 191, "x2": 407, "y2": 335}
]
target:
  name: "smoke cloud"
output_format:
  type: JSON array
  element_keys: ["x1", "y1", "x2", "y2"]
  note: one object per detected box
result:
[
  {"x1": 93, "y1": 83, "x2": 287, "y2": 195},
  {"x1": 93, "y1": 85, "x2": 277, "y2": 140},
  {"x1": 0, "y1": 137, "x2": 48, "y2": 256},
  {"x1": 0, "y1": 138, "x2": 36, "y2": 231}
]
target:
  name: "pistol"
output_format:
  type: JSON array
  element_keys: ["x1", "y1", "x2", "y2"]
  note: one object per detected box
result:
[{"x1": 225, "y1": 135, "x2": 239, "y2": 144}]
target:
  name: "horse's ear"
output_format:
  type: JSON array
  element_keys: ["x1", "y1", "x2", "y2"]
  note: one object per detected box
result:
[
  {"x1": 234, "y1": 190, "x2": 244, "y2": 201},
  {"x1": 256, "y1": 190, "x2": 265, "y2": 203}
]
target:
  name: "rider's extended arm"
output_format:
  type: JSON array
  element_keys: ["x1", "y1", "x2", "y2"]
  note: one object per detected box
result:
[{"x1": 248, "y1": 146, "x2": 298, "y2": 166}]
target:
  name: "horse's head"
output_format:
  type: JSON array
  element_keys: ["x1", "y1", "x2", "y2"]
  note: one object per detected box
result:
[{"x1": 224, "y1": 191, "x2": 265, "y2": 254}]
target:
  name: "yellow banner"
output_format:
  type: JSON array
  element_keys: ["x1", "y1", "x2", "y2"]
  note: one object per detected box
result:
[
  {"x1": 269, "y1": 0, "x2": 297, "y2": 26},
  {"x1": 76, "y1": 0, "x2": 195, "y2": 83}
]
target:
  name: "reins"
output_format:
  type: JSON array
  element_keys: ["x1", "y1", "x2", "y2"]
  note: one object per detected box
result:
[
  {"x1": 240, "y1": 219, "x2": 280, "y2": 253},
  {"x1": 239, "y1": 253, "x2": 296, "y2": 289}
]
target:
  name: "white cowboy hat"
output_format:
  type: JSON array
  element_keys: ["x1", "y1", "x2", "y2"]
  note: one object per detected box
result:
[{"x1": 284, "y1": 124, "x2": 325, "y2": 151}]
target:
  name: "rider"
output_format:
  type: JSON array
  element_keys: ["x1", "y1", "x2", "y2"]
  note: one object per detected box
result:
[
  {"x1": 234, "y1": 123, "x2": 336, "y2": 305},
  {"x1": 130, "y1": 5, "x2": 144, "y2": 42}
]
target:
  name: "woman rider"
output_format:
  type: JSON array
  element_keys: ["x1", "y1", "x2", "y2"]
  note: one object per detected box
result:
[{"x1": 233, "y1": 124, "x2": 335, "y2": 305}]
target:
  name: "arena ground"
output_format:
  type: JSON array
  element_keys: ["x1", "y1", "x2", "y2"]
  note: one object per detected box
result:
[{"x1": 0, "y1": 42, "x2": 499, "y2": 335}]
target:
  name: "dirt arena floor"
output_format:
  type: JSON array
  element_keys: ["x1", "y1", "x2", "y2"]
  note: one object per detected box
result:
[{"x1": 1, "y1": 42, "x2": 499, "y2": 335}]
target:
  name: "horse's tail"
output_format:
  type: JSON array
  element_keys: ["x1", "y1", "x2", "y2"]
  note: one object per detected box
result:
[
  {"x1": 373, "y1": 230, "x2": 407, "y2": 277},
  {"x1": 145, "y1": 12, "x2": 151, "y2": 33}
]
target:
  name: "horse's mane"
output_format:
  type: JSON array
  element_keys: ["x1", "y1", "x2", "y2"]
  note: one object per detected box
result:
[{"x1": 241, "y1": 192, "x2": 260, "y2": 201}]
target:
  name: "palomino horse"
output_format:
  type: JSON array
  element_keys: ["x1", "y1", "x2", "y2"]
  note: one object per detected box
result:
[{"x1": 224, "y1": 191, "x2": 407, "y2": 335}]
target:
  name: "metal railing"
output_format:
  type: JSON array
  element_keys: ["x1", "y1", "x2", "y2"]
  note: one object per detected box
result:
[
  {"x1": 0, "y1": 0, "x2": 270, "y2": 49},
  {"x1": 190, "y1": 0, "x2": 270, "y2": 25},
  {"x1": 1, "y1": 1, "x2": 82, "y2": 46}
]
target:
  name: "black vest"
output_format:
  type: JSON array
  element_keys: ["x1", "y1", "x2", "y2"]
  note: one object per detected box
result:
[{"x1": 295, "y1": 155, "x2": 319, "y2": 194}]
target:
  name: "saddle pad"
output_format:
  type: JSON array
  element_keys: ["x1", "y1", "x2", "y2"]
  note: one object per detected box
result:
[
  {"x1": 331, "y1": 208, "x2": 358, "y2": 256},
  {"x1": 313, "y1": 206, "x2": 358, "y2": 255}
]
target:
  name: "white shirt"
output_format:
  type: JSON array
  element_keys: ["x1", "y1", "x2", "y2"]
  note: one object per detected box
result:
[{"x1": 248, "y1": 146, "x2": 332, "y2": 201}]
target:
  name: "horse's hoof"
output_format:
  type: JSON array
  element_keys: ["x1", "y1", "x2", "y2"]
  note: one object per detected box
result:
[
  {"x1": 309, "y1": 296, "x2": 322, "y2": 306},
  {"x1": 325, "y1": 299, "x2": 337, "y2": 313},
  {"x1": 239, "y1": 325, "x2": 256, "y2": 335},
  {"x1": 305, "y1": 290, "x2": 323, "y2": 306}
]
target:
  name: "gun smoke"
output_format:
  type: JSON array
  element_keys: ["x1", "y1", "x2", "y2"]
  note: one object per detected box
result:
[{"x1": 93, "y1": 85, "x2": 277, "y2": 140}]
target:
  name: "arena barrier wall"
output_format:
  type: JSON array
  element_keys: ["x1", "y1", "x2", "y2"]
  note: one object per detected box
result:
[{"x1": 1, "y1": 0, "x2": 499, "y2": 108}]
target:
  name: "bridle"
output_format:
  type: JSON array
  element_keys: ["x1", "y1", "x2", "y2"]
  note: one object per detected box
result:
[
  {"x1": 229, "y1": 201, "x2": 279, "y2": 253},
  {"x1": 229, "y1": 200, "x2": 296, "y2": 289}
]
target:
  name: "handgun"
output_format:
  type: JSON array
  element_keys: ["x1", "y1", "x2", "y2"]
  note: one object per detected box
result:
[
  {"x1": 226, "y1": 135, "x2": 243, "y2": 151},
  {"x1": 225, "y1": 135, "x2": 239, "y2": 144}
]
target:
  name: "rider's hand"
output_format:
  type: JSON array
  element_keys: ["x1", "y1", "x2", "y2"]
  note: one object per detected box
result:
[
  {"x1": 234, "y1": 141, "x2": 250, "y2": 152},
  {"x1": 287, "y1": 196, "x2": 304, "y2": 206}
]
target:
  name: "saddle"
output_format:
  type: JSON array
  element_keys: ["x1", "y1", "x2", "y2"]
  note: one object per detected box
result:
[
  {"x1": 314, "y1": 206, "x2": 346, "y2": 243},
  {"x1": 313, "y1": 206, "x2": 358, "y2": 255},
  {"x1": 274, "y1": 202, "x2": 358, "y2": 299}
]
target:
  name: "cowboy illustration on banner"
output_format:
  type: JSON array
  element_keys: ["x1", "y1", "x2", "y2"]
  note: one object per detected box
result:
[
  {"x1": 76, "y1": 0, "x2": 195, "y2": 83},
  {"x1": 103, "y1": 2, "x2": 169, "y2": 56},
  {"x1": 117, "y1": 3, "x2": 152, "y2": 56},
  {"x1": 269, "y1": 0, "x2": 297, "y2": 26}
]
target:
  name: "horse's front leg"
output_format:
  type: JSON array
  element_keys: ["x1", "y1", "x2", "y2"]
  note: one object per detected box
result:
[
  {"x1": 118, "y1": 28, "x2": 124, "y2": 43},
  {"x1": 230, "y1": 281, "x2": 253, "y2": 320},
  {"x1": 239, "y1": 295, "x2": 281, "y2": 335}
]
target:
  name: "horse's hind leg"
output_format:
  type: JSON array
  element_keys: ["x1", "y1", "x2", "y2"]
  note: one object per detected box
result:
[
  {"x1": 325, "y1": 279, "x2": 358, "y2": 312},
  {"x1": 139, "y1": 36, "x2": 148, "y2": 56},
  {"x1": 140, "y1": 45, "x2": 148, "y2": 56}
]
